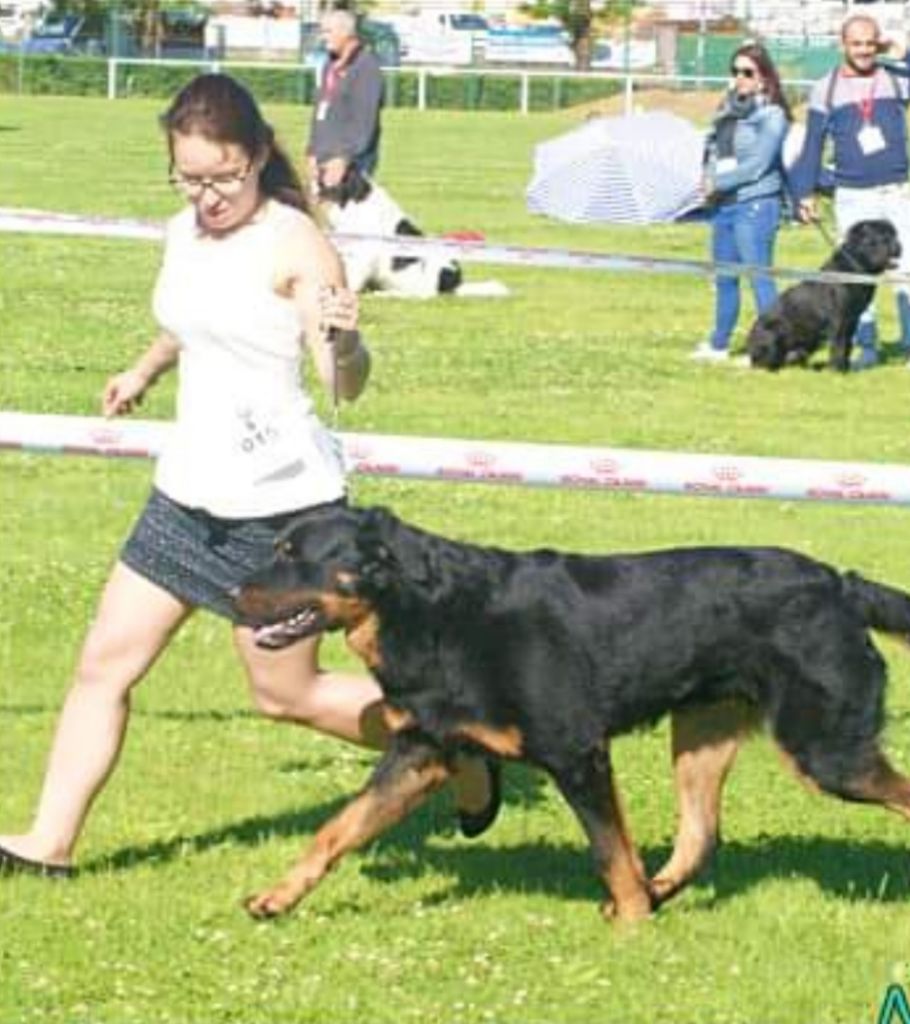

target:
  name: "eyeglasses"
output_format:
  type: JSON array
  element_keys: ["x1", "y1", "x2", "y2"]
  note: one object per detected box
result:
[
  {"x1": 731, "y1": 66, "x2": 757, "y2": 78},
  {"x1": 168, "y1": 161, "x2": 254, "y2": 199}
]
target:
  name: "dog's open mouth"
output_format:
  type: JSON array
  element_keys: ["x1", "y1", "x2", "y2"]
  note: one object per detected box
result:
[{"x1": 252, "y1": 605, "x2": 326, "y2": 649}]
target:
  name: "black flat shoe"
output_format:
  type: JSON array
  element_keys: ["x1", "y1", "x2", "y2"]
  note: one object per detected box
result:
[
  {"x1": 0, "y1": 843, "x2": 74, "y2": 879},
  {"x1": 458, "y1": 759, "x2": 502, "y2": 839}
]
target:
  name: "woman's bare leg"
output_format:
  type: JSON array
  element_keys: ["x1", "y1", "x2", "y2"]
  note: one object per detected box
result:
[
  {"x1": 0, "y1": 563, "x2": 191, "y2": 865},
  {"x1": 233, "y1": 626, "x2": 496, "y2": 819}
]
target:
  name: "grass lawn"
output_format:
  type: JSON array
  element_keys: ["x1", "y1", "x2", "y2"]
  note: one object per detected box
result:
[{"x1": 2, "y1": 93, "x2": 910, "y2": 1024}]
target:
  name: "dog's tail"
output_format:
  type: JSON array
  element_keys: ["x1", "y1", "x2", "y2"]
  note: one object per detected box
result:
[{"x1": 844, "y1": 571, "x2": 910, "y2": 640}]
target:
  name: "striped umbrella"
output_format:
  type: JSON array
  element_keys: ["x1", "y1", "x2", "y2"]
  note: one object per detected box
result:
[{"x1": 526, "y1": 111, "x2": 705, "y2": 225}]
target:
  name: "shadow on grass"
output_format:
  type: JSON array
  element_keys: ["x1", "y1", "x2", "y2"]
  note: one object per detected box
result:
[
  {"x1": 91, "y1": 764, "x2": 550, "y2": 874},
  {"x1": 0, "y1": 703, "x2": 259, "y2": 723},
  {"x1": 360, "y1": 833, "x2": 910, "y2": 907},
  {"x1": 88, "y1": 779, "x2": 910, "y2": 909}
]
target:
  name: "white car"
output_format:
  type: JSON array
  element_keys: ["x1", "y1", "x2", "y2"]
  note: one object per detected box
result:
[{"x1": 0, "y1": 1, "x2": 46, "y2": 41}]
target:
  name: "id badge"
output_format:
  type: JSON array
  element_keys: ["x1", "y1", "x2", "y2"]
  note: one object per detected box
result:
[
  {"x1": 316, "y1": 100, "x2": 329, "y2": 121},
  {"x1": 234, "y1": 405, "x2": 306, "y2": 483},
  {"x1": 858, "y1": 124, "x2": 886, "y2": 155}
]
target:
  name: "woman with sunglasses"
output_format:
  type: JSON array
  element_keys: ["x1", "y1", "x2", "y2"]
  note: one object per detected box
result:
[
  {"x1": 0, "y1": 73, "x2": 498, "y2": 878},
  {"x1": 692, "y1": 43, "x2": 792, "y2": 362}
]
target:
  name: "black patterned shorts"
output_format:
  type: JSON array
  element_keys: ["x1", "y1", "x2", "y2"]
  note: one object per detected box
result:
[{"x1": 120, "y1": 488, "x2": 345, "y2": 623}]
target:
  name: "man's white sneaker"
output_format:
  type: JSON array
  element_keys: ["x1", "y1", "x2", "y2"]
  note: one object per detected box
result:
[{"x1": 689, "y1": 342, "x2": 730, "y2": 363}]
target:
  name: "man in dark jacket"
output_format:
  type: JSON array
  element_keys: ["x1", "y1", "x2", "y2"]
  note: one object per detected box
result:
[{"x1": 307, "y1": 8, "x2": 384, "y2": 198}]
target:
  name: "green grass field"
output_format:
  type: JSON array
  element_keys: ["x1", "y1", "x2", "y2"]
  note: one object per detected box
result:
[{"x1": 3, "y1": 92, "x2": 910, "y2": 1024}]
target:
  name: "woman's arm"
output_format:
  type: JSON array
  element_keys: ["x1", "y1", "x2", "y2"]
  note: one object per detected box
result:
[
  {"x1": 279, "y1": 215, "x2": 371, "y2": 403},
  {"x1": 102, "y1": 332, "x2": 181, "y2": 417},
  {"x1": 713, "y1": 106, "x2": 788, "y2": 193}
]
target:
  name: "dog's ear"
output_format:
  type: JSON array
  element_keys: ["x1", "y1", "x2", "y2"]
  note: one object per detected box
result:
[
  {"x1": 354, "y1": 507, "x2": 400, "y2": 589},
  {"x1": 355, "y1": 506, "x2": 434, "y2": 590}
]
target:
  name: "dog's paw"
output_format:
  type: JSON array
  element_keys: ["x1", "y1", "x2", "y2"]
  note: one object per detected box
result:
[{"x1": 244, "y1": 885, "x2": 301, "y2": 920}]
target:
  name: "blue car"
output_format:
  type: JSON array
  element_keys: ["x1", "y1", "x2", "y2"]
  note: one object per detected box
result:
[{"x1": 23, "y1": 15, "x2": 103, "y2": 55}]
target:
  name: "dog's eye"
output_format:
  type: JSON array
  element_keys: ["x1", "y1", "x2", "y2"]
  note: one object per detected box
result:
[{"x1": 336, "y1": 571, "x2": 358, "y2": 595}]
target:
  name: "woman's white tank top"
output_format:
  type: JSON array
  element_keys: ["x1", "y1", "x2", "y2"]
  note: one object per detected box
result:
[{"x1": 151, "y1": 200, "x2": 345, "y2": 518}]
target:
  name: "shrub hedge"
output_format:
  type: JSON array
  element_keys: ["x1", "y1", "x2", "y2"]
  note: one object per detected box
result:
[{"x1": 0, "y1": 53, "x2": 621, "y2": 111}]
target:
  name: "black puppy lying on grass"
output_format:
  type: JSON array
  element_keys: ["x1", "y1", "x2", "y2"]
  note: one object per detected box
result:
[
  {"x1": 748, "y1": 219, "x2": 900, "y2": 371},
  {"x1": 234, "y1": 503, "x2": 910, "y2": 925}
]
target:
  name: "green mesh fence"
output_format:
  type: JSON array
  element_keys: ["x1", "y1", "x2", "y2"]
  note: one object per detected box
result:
[{"x1": 676, "y1": 32, "x2": 841, "y2": 83}]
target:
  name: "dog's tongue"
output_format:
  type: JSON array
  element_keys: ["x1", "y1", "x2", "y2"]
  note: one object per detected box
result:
[
  {"x1": 253, "y1": 623, "x2": 293, "y2": 649},
  {"x1": 252, "y1": 607, "x2": 321, "y2": 649}
]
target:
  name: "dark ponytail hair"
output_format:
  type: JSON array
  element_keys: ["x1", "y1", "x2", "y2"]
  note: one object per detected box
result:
[{"x1": 161, "y1": 73, "x2": 309, "y2": 212}]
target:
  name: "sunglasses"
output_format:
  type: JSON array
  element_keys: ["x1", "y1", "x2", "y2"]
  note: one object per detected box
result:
[{"x1": 731, "y1": 66, "x2": 757, "y2": 78}]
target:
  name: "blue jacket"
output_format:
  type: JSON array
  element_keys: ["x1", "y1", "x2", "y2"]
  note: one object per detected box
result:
[
  {"x1": 706, "y1": 100, "x2": 788, "y2": 204},
  {"x1": 789, "y1": 57, "x2": 910, "y2": 201}
]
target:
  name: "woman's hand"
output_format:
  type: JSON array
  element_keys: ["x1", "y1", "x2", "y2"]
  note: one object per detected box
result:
[
  {"x1": 100, "y1": 334, "x2": 179, "y2": 418},
  {"x1": 319, "y1": 285, "x2": 359, "y2": 342},
  {"x1": 319, "y1": 157, "x2": 349, "y2": 190},
  {"x1": 102, "y1": 368, "x2": 149, "y2": 418},
  {"x1": 798, "y1": 197, "x2": 818, "y2": 224}
]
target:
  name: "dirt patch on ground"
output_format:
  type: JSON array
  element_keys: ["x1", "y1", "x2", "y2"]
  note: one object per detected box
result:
[
  {"x1": 571, "y1": 86, "x2": 809, "y2": 127},
  {"x1": 571, "y1": 87, "x2": 722, "y2": 126}
]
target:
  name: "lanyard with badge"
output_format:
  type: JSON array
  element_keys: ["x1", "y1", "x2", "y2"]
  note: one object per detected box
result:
[
  {"x1": 316, "y1": 45, "x2": 359, "y2": 122},
  {"x1": 856, "y1": 72, "x2": 887, "y2": 156},
  {"x1": 316, "y1": 63, "x2": 339, "y2": 122}
]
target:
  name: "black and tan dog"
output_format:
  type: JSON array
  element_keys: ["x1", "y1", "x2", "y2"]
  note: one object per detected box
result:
[
  {"x1": 235, "y1": 503, "x2": 910, "y2": 923},
  {"x1": 748, "y1": 219, "x2": 900, "y2": 371}
]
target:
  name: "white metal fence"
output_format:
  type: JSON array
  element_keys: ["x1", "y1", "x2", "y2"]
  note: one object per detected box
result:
[{"x1": 102, "y1": 56, "x2": 816, "y2": 116}]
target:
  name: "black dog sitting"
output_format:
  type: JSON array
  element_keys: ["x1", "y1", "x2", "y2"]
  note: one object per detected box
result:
[
  {"x1": 235, "y1": 503, "x2": 910, "y2": 924},
  {"x1": 748, "y1": 219, "x2": 900, "y2": 371}
]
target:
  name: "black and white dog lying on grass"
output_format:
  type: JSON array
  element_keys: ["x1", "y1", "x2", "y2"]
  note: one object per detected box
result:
[
  {"x1": 319, "y1": 167, "x2": 464, "y2": 298},
  {"x1": 747, "y1": 219, "x2": 900, "y2": 372}
]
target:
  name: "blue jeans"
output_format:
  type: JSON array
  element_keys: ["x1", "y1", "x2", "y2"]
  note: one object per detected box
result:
[{"x1": 709, "y1": 196, "x2": 781, "y2": 350}]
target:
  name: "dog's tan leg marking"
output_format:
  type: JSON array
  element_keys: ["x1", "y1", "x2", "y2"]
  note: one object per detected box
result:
[
  {"x1": 650, "y1": 702, "x2": 757, "y2": 907},
  {"x1": 245, "y1": 748, "x2": 451, "y2": 919},
  {"x1": 556, "y1": 743, "x2": 652, "y2": 924},
  {"x1": 846, "y1": 754, "x2": 910, "y2": 820},
  {"x1": 380, "y1": 702, "x2": 417, "y2": 734},
  {"x1": 801, "y1": 750, "x2": 910, "y2": 821},
  {"x1": 780, "y1": 745, "x2": 910, "y2": 824},
  {"x1": 452, "y1": 722, "x2": 524, "y2": 759},
  {"x1": 595, "y1": 771, "x2": 653, "y2": 924}
]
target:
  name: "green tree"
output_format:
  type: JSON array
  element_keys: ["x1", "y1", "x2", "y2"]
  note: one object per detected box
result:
[
  {"x1": 52, "y1": 1, "x2": 206, "y2": 53},
  {"x1": 521, "y1": 0, "x2": 638, "y2": 69}
]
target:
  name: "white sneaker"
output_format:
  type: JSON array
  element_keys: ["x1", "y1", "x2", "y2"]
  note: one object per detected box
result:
[{"x1": 689, "y1": 342, "x2": 730, "y2": 362}]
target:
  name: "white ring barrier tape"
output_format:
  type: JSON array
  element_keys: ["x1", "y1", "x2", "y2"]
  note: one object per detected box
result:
[
  {"x1": 2, "y1": 412, "x2": 909, "y2": 507},
  {"x1": 1, "y1": 206, "x2": 906, "y2": 288}
]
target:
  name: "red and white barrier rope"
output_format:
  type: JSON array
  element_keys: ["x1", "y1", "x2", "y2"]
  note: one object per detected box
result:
[
  {"x1": 1, "y1": 206, "x2": 905, "y2": 288},
  {"x1": 2, "y1": 412, "x2": 908, "y2": 507}
]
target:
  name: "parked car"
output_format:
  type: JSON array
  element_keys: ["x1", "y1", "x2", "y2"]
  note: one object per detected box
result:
[
  {"x1": 388, "y1": 9, "x2": 487, "y2": 65},
  {"x1": 0, "y1": 1, "x2": 47, "y2": 42},
  {"x1": 22, "y1": 14, "x2": 104, "y2": 55}
]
